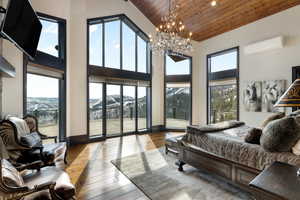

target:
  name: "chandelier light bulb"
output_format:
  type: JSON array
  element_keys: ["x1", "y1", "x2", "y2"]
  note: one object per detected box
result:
[{"x1": 211, "y1": 0, "x2": 217, "y2": 7}]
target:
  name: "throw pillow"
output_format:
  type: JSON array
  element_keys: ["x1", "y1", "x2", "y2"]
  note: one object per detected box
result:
[
  {"x1": 292, "y1": 140, "x2": 300, "y2": 156},
  {"x1": 261, "y1": 117, "x2": 300, "y2": 152},
  {"x1": 1, "y1": 159, "x2": 24, "y2": 187},
  {"x1": 244, "y1": 128, "x2": 262, "y2": 145},
  {"x1": 20, "y1": 132, "x2": 42, "y2": 148},
  {"x1": 261, "y1": 112, "x2": 285, "y2": 128},
  {"x1": 288, "y1": 110, "x2": 300, "y2": 117}
]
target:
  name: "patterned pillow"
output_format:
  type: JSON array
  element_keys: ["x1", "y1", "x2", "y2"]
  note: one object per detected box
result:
[{"x1": 1, "y1": 159, "x2": 24, "y2": 187}]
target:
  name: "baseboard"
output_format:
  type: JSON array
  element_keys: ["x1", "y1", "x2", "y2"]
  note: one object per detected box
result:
[
  {"x1": 151, "y1": 125, "x2": 165, "y2": 132},
  {"x1": 67, "y1": 135, "x2": 88, "y2": 146},
  {"x1": 67, "y1": 126, "x2": 166, "y2": 146}
]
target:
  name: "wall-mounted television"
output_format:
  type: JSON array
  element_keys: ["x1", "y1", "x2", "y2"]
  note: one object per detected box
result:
[{"x1": 1, "y1": 0, "x2": 42, "y2": 60}]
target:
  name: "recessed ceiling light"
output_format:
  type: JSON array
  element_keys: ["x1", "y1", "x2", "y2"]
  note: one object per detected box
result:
[{"x1": 211, "y1": 0, "x2": 217, "y2": 7}]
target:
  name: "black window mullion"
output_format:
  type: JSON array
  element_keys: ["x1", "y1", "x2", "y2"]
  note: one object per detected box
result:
[
  {"x1": 135, "y1": 34, "x2": 138, "y2": 72},
  {"x1": 135, "y1": 86, "x2": 138, "y2": 132},
  {"x1": 120, "y1": 85, "x2": 124, "y2": 135},
  {"x1": 103, "y1": 83, "x2": 107, "y2": 137},
  {"x1": 102, "y1": 22, "x2": 105, "y2": 67},
  {"x1": 120, "y1": 21, "x2": 123, "y2": 70}
]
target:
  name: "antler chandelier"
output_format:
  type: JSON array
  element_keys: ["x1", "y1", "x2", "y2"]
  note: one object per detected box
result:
[{"x1": 149, "y1": 0, "x2": 193, "y2": 55}]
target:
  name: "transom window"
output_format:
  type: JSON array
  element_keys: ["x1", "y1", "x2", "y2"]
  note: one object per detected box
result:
[
  {"x1": 88, "y1": 16, "x2": 149, "y2": 73},
  {"x1": 37, "y1": 19, "x2": 59, "y2": 57}
]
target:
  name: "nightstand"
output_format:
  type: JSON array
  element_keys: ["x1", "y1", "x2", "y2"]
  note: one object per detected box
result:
[{"x1": 249, "y1": 162, "x2": 300, "y2": 200}]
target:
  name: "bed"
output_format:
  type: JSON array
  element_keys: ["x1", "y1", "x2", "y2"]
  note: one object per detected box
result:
[{"x1": 177, "y1": 124, "x2": 300, "y2": 192}]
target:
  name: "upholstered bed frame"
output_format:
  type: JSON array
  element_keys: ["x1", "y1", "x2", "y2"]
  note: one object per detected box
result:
[{"x1": 177, "y1": 141, "x2": 260, "y2": 191}]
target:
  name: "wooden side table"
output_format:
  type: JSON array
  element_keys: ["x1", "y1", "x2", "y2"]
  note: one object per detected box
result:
[{"x1": 249, "y1": 162, "x2": 300, "y2": 200}]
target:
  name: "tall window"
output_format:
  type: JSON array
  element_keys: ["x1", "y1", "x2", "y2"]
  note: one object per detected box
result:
[
  {"x1": 207, "y1": 47, "x2": 239, "y2": 124},
  {"x1": 88, "y1": 16, "x2": 149, "y2": 73},
  {"x1": 24, "y1": 13, "x2": 66, "y2": 141},
  {"x1": 26, "y1": 74, "x2": 60, "y2": 138},
  {"x1": 165, "y1": 53, "x2": 192, "y2": 129},
  {"x1": 87, "y1": 15, "x2": 151, "y2": 138}
]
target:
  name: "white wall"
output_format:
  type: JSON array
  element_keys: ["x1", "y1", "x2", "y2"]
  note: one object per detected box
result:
[
  {"x1": 3, "y1": 0, "x2": 298, "y2": 135},
  {"x1": 1, "y1": 0, "x2": 166, "y2": 137},
  {"x1": 194, "y1": 5, "x2": 300, "y2": 127}
]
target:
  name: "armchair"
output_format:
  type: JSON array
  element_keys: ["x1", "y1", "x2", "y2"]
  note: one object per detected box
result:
[
  {"x1": 0, "y1": 115, "x2": 67, "y2": 168},
  {"x1": 0, "y1": 159, "x2": 76, "y2": 200}
]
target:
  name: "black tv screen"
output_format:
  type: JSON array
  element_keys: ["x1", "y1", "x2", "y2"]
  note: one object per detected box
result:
[{"x1": 1, "y1": 0, "x2": 42, "y2": 59}]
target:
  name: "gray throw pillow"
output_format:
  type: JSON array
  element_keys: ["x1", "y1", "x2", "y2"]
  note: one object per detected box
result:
[
  {"x1": 245, "y1": 128, "x2": 262, "y2": 145},
  {"x1": 261, "y1": 117, "x2": 300, "y2": 152},
  {"x1": 261, "y1": 112, "x2": 285, "y2": 128},
  {"x1": 288, "y1": 110, "x2": 300, "y2": 117}
]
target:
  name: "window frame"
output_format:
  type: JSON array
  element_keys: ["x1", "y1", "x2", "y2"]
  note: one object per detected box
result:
[
  {"x1": 87, "y1": 14, "x2": 150, "y2": 74},
  {"x1": 23, "y1": 13, "x2": 67, "y2": 142},
  {"x1": 206, "y1": 47, "x2": 240, "y2": 124},
  {"x1": 30, "y1": 12, "x2": 66, "y2": 71},
  {"x1": 164, "y1": 52, "x2": 193, "y2": 131},
  {"x1": 87, "y1": 14, "x2": 152, "y2": 141}
]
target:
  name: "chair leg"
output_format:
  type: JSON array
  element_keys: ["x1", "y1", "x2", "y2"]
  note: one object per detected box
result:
[
  {"x1": 64, "y1": 150, "x2": 68, "y2": 165},
  {"x1": 177, "y1": 160, "x2": 185, "y2": 172}
]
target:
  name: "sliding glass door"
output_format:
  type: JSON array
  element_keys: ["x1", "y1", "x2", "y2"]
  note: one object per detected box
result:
[
  {"x1": 26, "y1": 73, "x2": 60, "y2": 138},
  {"x1": 106, "y1": 84, "x2": 121, "y2": 136},
  {"x1": 87, "y1": 83, "x2": 149, "y2": 138},
  {"x1": 138, "y1": 86, "x2": 147, "y2": 130},
  {"x1": 89, "y1": 83, "x2": 103, "y2": 137},
  {"x1": 166, "y1": 83, "x2": 191, "y2": 129},
  {"x1": 123, "y1": 86, "x2": 136, "y2": 133}
]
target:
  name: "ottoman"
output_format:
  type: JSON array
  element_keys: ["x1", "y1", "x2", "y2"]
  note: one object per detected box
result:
[{"x1": 165, "y1": 133, "x2": 183, "y2": 155}]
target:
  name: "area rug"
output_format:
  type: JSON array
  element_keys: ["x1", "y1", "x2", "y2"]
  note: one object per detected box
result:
[{"x1": 111, "y1": 148, "x2": 253, "y2": 200}]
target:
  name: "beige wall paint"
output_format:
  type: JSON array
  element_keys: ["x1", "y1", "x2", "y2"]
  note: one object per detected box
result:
[{"x1": 195, "y1": 5, "x2": 300, "y2": 127}]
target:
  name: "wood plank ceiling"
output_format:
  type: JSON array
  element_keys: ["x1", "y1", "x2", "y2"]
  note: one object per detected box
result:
[{"x1": 129, "y1": 0, "x2": 300, "y2": 41}]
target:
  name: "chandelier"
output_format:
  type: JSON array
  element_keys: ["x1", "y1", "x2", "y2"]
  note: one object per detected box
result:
[{"x1": 149, "y1": 0, "x2": 193, "y2": 55}]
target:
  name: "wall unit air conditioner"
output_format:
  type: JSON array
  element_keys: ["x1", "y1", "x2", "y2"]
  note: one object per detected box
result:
[{"x1": 244, "y1": 36, "x2": 284, "y2": 55}]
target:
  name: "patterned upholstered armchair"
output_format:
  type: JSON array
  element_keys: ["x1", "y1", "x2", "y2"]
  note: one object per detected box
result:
[
  {"x1": 0, "y1": 115, "x2": 67, "y2": 168},
  {"x1": 0, "y1": 159, "x2": 76, "y2": 200}
]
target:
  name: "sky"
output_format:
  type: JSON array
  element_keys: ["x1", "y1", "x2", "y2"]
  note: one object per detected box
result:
[
  {"x1": 210, "y1": 51, "x2": 237, "y2": 72},
  {"x1": 27, "y1": 74, "x2": 59, "y2": 98},
  {"x1": 37, "y1": 20, "x2": 58, "y2": 57}
]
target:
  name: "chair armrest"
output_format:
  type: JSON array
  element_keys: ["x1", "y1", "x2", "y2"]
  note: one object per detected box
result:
[
  {"x1": 33, "y1": 181, "x2": 56, "y2": 191},
  {"x1": 16, "y1": 160, "x2": 43, "y2": 171},
  {"x1": 8, "y1": 182, "x2": 60, "y2": 200},
  {"x1": 41, "y1": 135, "x2": 57, "y2": 143}
]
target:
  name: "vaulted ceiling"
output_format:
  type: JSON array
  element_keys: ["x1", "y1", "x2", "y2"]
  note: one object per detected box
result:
[{"x1": 129, "y1": 0, "x2": 300, "y2": 41}]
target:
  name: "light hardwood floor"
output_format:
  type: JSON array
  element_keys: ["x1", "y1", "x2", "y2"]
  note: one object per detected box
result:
[{"x1": 66, "y1": 132, "x2": 184, "y2": 200}]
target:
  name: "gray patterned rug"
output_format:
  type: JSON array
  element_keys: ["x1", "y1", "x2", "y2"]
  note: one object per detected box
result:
[{"x1": 111, "y1": 148, "x2": 253, "y2": 200}]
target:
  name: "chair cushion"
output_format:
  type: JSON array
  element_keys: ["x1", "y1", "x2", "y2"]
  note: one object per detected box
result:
[
  {"x1": 1, "y1": 159, "x2": 24, "y2": 187},
  {"x1": 23, "y1": 167, "x2": 75, "y2": 200},
  {"x1": 20, "y1": 132, "x2": 42, "y2": 148},
  {"x1": 26, "y1": 142, "x2": 66, "y2": 165}
]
